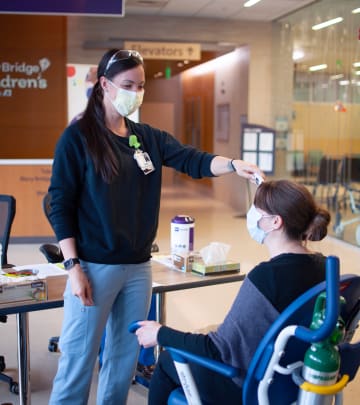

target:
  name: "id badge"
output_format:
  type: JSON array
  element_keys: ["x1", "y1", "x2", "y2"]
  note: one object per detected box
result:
[{"x1": 133, "y1": 150, "x2": 155, "y2": 175}]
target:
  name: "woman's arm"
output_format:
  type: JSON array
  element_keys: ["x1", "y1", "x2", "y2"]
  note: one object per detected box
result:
[
  {"x1": 135, "y1": 321, "x2": 219, "y2": 358},
  {"x1": 210, "y1": 156, "x2": 264, "y2": 182},
  {"x1": 59, "y1": 237, "x2": 94, "y2": 306}
]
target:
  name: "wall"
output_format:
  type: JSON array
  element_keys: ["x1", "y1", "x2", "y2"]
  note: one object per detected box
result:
[
  {"x1": 0, "y1": 14, "x2": 67, "y2": 239},
  {"x1": 213, "y1": 47, "x2": 251, "y2": 212},
  {"x1": 0, "y1": 15, "x2": 67, "y2": 158},
  {"x1": 66, "y1": 14, "x2": 275, "y2": 130}
]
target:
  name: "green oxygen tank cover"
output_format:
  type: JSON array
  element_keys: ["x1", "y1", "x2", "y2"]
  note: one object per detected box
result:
[{"x1": 129, "y1": 134, "x2": 141, "y2": 149}]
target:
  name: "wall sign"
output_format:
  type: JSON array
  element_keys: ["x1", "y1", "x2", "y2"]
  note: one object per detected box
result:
[
  {"x1": 0, "y1": 0, "x2": 124, "y2": 17},
  {"x1": 241, "y1": 123, "x2": 275, "y2": 174},
  {"x1": 0, "y1": 57, "x2": 51, "y2": 97},
  {"x1": 124, "y1": 41, "x2": 201, "y2": 61}
]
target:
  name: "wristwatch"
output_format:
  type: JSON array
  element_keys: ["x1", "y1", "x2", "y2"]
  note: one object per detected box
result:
[{"x1": 63, "y1": 258, "x2": 80, "y2": 271}]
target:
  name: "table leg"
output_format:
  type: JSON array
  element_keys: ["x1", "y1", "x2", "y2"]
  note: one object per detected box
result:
[
  {"x1": 154, "y1": 291, "x2": 165, "y2": 360},
  {"x1": 16, "y1": 312, "x2": 30, "y2": 405}
]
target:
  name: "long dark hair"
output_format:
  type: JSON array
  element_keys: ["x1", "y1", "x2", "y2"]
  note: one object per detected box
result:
[
  {"x1": 78, "y1": 49, "x2": 144, "y2": 183},
  {"x1": 254, "y1": 180, "x2": 331, "y2": 241}
]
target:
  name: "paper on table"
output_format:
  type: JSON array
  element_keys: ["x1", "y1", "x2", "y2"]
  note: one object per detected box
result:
[
  {"x1": 1, "y1": 263, "x2": 67, "y2": 284},
  {"x1": 151, "y1": 254, "x2": 177, "y2": 269}
]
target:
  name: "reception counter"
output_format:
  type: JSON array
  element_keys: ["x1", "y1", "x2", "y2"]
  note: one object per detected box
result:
[{"x1": 0, "y1": 159, "x2": 53, "y2": 239}]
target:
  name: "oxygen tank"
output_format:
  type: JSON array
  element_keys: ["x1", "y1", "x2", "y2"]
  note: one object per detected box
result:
[{"x1": 297, "y1": 292, "x2": 345, "y2": 405}]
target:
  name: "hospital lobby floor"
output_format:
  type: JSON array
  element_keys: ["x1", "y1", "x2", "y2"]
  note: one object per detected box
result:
[{"x1": 1, "y1": 184, "x2": 360, "y2": 404}]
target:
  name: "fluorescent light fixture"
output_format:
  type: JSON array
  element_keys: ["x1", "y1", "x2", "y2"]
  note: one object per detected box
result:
[
  {"x1": 244, "y1": 0, "x2": 262, "y2": 7},
  {"x1": 352, "y1": 8, "x2": 360, "y2": 14},
  {"x1": 185, "y1": 50, "x2": 238, "y2": 76},
  {"x1": 353, "y1": 62, "x2": 360, "y2": 67},
  {"x1": 312, "y1": 17, "x2": 343, "y2": 30},
  {"x1": 330, "y1": 74, "x2": 344, "y2": 80},
  {"x1": 339, "y1": 80, "x2": 349, "y2": 86},
  {"x1": 309, "y1": 64, "x2": 327, "y2": 72},
  {"x1": 292, "y1": 50, "x2": 304, "y2": 61},
  {"x1": 355, "y1": 71, "x2": 360, "y2": 76}
]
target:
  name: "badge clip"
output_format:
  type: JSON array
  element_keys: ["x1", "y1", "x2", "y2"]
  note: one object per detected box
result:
[{"x1": 129, "y1": 134, "x2": 155, "y2": 175}]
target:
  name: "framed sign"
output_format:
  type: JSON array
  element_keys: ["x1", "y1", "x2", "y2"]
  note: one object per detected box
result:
[
  {"x1": 241, "y1": 124, "x2": 275, "y2": 174},
  {"x1": 216, "y1": 103, "x2": 230, "y2": 142}
]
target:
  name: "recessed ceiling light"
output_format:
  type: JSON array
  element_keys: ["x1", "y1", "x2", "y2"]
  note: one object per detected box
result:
[
  {"x1": 330, "y1": 74, "x2": 344, "y2": 80},
  {"x1": 293, "y1": 50, "x2": 304, "y2": 61},
  {"x1": 312, "y1": 17, "x2": 343, "y2": 31},
  {"x1": 309, "y1": 64, "x2": 327, "y2": 72},
  {"x1": 244, "y1": 0, "x2": 262, "y2": 8}
]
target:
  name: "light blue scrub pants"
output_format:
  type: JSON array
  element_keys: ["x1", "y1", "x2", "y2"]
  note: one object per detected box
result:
[{"x1": 49, "y1": 260, "x2": 152, "y2": 405}]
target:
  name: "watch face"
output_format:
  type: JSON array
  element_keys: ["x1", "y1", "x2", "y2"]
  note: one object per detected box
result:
[{"x1": 64, "y1": 258, "x2": 80, "y2": 270}]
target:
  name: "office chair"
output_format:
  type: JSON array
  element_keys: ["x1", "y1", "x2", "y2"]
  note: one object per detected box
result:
[
  {"x1": 333, "y1": 156, "x2": 360, "y2": 243},
  {"x1": 0, "y1": 194, "x2": 19, "y2": 394},
  {"x1": 142, "y1": 256, "x2": 360, "y2": 405}
]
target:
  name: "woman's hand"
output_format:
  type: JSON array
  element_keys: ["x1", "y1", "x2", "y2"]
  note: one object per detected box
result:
[
  {"x1": 210, "y1": 156, "x2": 265, "y2": 183},
  {"x1": 68, "y1": 265, "x2": 94, "y2": 306},
  {"x1": 231, "y1": 159, "x2": 265, "y2": 184},
  {"x1": 135, "y1": 320, "x2": 162, "y2": 348}
]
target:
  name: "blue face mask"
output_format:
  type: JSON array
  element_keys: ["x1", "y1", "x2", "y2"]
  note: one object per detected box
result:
[{"x1": 246, "y1": 204, "x2": 274, "y2": 244}]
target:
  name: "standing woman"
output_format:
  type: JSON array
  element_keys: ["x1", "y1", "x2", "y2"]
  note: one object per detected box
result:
[{"x1": 47, "y1": 49, "x2": 263, "y2": 405}]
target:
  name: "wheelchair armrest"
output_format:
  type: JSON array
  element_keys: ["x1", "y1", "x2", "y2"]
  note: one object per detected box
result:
[{"x1": 166, "y1": 347, "x2": 240, "y2": 379}]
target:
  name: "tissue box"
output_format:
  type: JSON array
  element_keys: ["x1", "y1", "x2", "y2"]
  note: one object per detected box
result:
[
  {"x1": 0, "y1": 280, "x2": 47, "y2": 305},
  {"x1": 171, "y1": 252, "x2": 199, "y2": 272},
  {"x1": 191, "y1": 260, "x2": 240, "y2": 275}
]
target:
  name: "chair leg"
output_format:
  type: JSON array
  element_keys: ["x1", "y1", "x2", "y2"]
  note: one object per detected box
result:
[{"x1": 0, "y1": 356, "x2": 19, "y2": 394}]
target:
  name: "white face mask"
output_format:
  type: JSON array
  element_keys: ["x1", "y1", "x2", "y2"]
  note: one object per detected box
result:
[
  {"x1": 107, "y1": 80, "x2": 144, "y2": 117},
  {"x1": 246, "y1": 204, "x2": 274, "y2": 244}
]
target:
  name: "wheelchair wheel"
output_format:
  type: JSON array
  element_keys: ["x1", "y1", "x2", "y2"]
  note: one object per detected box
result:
[
  {"x1": 356, "y1": 225, "x2": 360, "y2": 245},
  {"x1": 334, "y1": 224, "x2": 344, "y2": 238},
  {"x1": 0, "y1": 355, "x2": 5, "y2": 372}
]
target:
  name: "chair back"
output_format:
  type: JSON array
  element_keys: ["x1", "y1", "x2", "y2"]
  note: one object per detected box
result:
[
  {"x1": 0, "y1": 194, "x2": 16, "y2": 267},
  {"x1": 242, "y1": 274, "x2": 360, "y2": 405},
  {"x1": 42, "y1": 192, "x2": 52, "y2": 222},
  {"x1": 39, "y1": 193, "x2": 64, "y2": 263}
]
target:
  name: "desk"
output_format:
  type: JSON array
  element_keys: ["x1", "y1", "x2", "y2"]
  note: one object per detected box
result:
[{"x1": 0, "y1": 261, "x2": 245, "y2": 405}]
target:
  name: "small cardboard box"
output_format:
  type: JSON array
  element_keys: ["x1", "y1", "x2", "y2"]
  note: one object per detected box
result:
[
  {"x1": 0, "y1": 280, "x2": 47, "y2": 305},
  {"x1": 171, "y1": 252, "x2": 199, "y2": 272},
  {"x1": 191, "y1": 260, "x2": 240, "y2": 276}
]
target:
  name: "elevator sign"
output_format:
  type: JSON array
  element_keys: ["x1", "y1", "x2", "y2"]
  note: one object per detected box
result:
[{"x1": 124, "y1": 41, "x2": 201, "y2": 61}]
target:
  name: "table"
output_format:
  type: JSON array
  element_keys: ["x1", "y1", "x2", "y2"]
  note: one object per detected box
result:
[{"x1": 0, "y1": 260, "x2": 245, "y2": 405}]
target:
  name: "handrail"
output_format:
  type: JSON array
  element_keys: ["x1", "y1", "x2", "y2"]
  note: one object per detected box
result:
[{"x1": 294, "y1": 255, "x2": 340, "y2": 343}]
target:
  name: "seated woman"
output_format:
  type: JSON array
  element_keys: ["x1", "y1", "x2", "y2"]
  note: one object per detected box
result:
[{"x1": 135, "y1": 179, "x2": 331, "y2": 405}]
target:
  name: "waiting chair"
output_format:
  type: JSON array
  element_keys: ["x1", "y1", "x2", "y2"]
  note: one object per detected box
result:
[
  {"x1": 0, "y1": 194, "x2": 19, "y2": 394},
  {"x1": 333, "y1": 156, "x2": 360, "y2": 243},
  {"x1": 161, "y1": 256, "x2": 360, "y2": 405},
  {"x1": 313, "y1": 156, "x2": 341, "y2": 209}
]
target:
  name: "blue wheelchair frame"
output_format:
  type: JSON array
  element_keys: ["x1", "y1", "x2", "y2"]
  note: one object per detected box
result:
[{"x1": 163, "y1": 256, "x2": 360, "y2": 405}]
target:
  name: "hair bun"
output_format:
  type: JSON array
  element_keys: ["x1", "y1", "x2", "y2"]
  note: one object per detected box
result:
[{"x1": 304, "y1": 208, "x2": 331, "y2": 241}]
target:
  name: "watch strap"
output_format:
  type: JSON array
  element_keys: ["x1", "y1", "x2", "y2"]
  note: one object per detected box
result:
[{"x1": 63, "y1": 257, "x2": 80, "y2": 271}]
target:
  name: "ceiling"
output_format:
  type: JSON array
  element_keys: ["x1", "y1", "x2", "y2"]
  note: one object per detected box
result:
[
  {"x1": 124, "y1": 0, "x2": 317, "y2": 22},
  {"x1": 122, "y1": 0, "x2": 360, "y2": 79}
]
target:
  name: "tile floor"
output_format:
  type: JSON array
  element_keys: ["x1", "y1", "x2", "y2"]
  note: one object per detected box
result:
[{"x1": 1, "y1": 184, "x2": 359, "y2": 404}]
